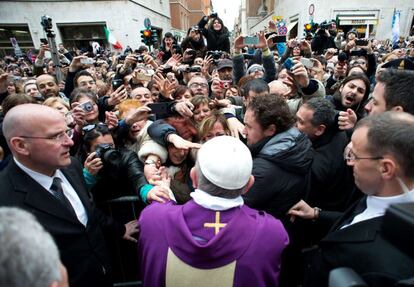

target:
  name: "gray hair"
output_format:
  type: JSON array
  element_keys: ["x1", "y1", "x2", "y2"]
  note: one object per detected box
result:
[
  {"x1": 0, "y1": 207, "x2": 61, "y2": 287},
  {"x1": 195, "y1": 161, "x2": 245, "y2": 199}
]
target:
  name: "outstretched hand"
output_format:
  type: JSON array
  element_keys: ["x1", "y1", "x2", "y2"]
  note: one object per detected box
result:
[
  {"x1": 123, "y1": 220, "x2": 139, "y2": 243},
  {"x1": 287, "y1": 200, "x2": 316, "y2": 222}
]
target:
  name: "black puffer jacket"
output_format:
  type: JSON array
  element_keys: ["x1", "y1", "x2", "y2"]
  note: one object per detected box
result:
[
  {"x1": 198, "y1": 16, "x2": 230, "y2": 53},
  {"x1": 243, "y1": 127, "x2": 313, "y2": 222},
  {"x1": 91, "y1": 148, "x2": 147, "y2": 203}
]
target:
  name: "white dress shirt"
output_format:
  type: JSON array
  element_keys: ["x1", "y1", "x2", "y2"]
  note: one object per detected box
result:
[{"x1": 14, "y1": 158, "x2": 88, "y2": 226}]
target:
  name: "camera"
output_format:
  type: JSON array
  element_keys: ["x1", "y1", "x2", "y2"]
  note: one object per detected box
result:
[
  {"x1": 219, "y1": 80, "x2": 232, "y2": 90},
  {"x1": 135, "y1": 55, "x2": 144, "y2": 63},
  {"x1": 80, "y1": 101, "x2": 94, "y2": 112},
  {"x1": 162, "y1": 65, "x2": 173, "y2": 73},
  {"x1": 207, "y1": 50, "x2": 223, "y2": 60},
  {"x1": 185, "y1": 66, "x2": 202, "y2": 73},
  {"x1": 210, "y1": 13, "x2": 218, "y2": 18},
  {"x1": 40, "y1": 15, "x2": 53, "y2": 30},
  {"x1": 95, "y1": 143, "x2": 122, "y2": 167},
  {"x1": 117, "y1": 55, "x2": 127, "y2": 61},
  {"x1": 319, "y1": 22, "x2": 331, "y2": 30}
]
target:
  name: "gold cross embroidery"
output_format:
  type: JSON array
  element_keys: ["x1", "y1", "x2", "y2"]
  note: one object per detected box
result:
[{"x1": 204, "y1": 211, "x2": 227, "y2": 235}]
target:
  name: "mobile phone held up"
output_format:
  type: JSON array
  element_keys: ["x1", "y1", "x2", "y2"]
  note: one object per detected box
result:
[
  {"x1": 284, "y1": 58, "x2": 295, "y2": 71},
  {"x1": 40, "y1": 38, "x2": 48, "y2": 45},
  {"x1": 112, "y1": 78, "x2": 124, "y2": 90},
  {"x1": 147, "y1": 103, "x2": 169, "y2": 116},
  {"x1": 272, "y1": 35, "x2": 287, "y2": 43},
  {"x1": 244, "y1": 36, "x2": 259, "y2": 46},
  {"x1": 80, "y1": 58, "x2": 95, "y2": 65},
  {"x1": 355, "y1": 39, "x2": 369, "y2": 46},
  {"x1": 300, "y1": 58, "x2": 314, "y2": 69}
]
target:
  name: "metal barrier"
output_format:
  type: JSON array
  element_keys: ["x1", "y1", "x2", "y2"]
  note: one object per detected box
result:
[{"x1": 101, "y1": 196, "x2": 146, "y2": 287}]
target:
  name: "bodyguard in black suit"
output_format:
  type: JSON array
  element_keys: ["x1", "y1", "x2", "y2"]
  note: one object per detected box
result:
[
  {"x1": 0, "y1": 104, "x2": 133, "y2": 287},
  {"x1": 289, "y1": 112, "x2": 414, "y2": 286}
]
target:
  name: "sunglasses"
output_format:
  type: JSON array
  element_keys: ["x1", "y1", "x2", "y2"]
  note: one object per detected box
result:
[{"x1": 82, "y1": 122, "x2": 108, "y2": 134}]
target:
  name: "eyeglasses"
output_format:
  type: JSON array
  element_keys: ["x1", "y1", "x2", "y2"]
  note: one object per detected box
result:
[
  {"x1": 350, "y1": 60, "x2": 367, "y2": 66},
  {"x1": 18, "y1": 129, "x2": 73, "y2": 142},
  {"x1": 343, "y1": 146, "x2": 383, "y2": 163},
  {"x1": 82, "y1": 122, "x2": 108, "y2": 133},
  {"x1": 189, "y1": 83, "x2": 208, "y2": 89}
]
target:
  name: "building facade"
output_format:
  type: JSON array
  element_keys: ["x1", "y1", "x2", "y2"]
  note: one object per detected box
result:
[
  {"x1": 169, "y1": 0, "x2": 190, "y2": 41},
  {"x1": 0, "y1": 0, "x2": 171, "y2": 55},
  {"x1": 169, "y1": 0, "x2": 211, "y2": 43},
  {"x1": 240, "y1": 0, "x2": 414, "y2": 41}
]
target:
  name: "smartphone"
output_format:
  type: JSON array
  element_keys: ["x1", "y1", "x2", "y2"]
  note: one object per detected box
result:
[
  {"x1": 300, "y1": 58, "x2": 314, "y2": 69},
  {"x1": 355, "y1": 39, "x2": 369, "y2": 46},
  {"x1": 80, "y1": 58, "x2": 95, "y2": 65},
  {"x1": 147, "y1": 103, "x2": 169, "y2": 115},
  {"x1": 244, "y1": 36, "x2": 259, "y2": 45},
  {"x1": 284, "y1": 58, "x2": 295, "y2": 71},
  {"x1": 272, "y1": 35, "x2": 287, "y2": 43},
  {"x1": 136, "y1": 72, "x2": 152, "y2": 82},
  {"x1": 112, "y1": 78, "x2": 124, "y2": 90},
  {"x1": 40, "y1": 38, "x2": 48, "y2": 45}
]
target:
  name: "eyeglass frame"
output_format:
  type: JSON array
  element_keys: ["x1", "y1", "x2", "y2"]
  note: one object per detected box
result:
[
  {"x1": 18, "y1": 129, "x2": 73, "y2": 142},
  {"x1": 189, "y1": 82, "x2": 209, "y2": 89},
  {"x1": 343, "y1": 146, "x2": 384, "y2": 163}
]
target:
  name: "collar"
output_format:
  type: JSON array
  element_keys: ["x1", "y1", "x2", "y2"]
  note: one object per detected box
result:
[
  {"x1": 190, "y1": 189, "x2": 244, "y2": 211},
  {"x1": 14, "y1": 157, "x2": 61, "y2": 191},
  {"x1": 366, "y1": 189, "x2": 414, "y2": 217}
]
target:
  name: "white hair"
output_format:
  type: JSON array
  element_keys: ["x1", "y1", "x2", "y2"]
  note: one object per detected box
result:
[{"x1": 0, "y1": 207, "x2": 61, "y2": 287}]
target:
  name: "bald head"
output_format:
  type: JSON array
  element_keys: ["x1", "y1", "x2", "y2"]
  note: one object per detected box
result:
[
  {"x1": 268, "y1": 80, "x2": 290, "y2": 99},
  {"x1": 3, "y1": 104, "x2": 63, "y2": 142},
  {"x1": 3, "y1": 104, "x2": 73, "y2": 175}
]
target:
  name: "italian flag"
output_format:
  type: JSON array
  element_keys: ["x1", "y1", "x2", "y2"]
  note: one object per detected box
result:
[{"x1": 104, "y1": 27, "x2": 123, "y2": 50}]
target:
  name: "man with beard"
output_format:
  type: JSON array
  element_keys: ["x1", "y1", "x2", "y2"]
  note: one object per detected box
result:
[{"x1": 36, "y1": 74, "x2": 67, "y2": 101}]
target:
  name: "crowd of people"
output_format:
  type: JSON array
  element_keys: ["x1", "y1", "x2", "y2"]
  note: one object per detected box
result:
[{"x1": 1, "y1": 13, "x2": 414, "y2": 287}]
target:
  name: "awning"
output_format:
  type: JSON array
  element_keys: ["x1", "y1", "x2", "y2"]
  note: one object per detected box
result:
[{"x1": 287, "y1": 21, "x2": 298, "y2": 33}]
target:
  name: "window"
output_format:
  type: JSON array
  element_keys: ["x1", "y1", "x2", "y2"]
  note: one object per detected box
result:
[
  {"x1": 0, "y1": 24, "x2": 34, "y2": 57},
  {"x1": 58, "y1": 23, "x2": 107, "y2": 51}
]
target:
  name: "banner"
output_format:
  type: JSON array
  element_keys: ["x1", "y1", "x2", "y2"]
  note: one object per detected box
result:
[{"x1": 392, "y1": 9, "x2": 400, "y2": 45}]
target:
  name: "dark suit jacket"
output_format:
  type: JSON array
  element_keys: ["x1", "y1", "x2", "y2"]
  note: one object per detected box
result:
[
  {"x1": 0, "y1": 158, "x2": 117, "y2": 287},
  {"x1": 304, "y1": 198, "x2": 414, "y2": 287}
]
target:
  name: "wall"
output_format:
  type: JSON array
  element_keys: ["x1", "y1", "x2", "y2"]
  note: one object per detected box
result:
[{"x1": 0, "y1": 0, "x2": 171, "y2": 49}]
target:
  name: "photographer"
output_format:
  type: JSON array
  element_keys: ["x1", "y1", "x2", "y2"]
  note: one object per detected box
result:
[
  {"x1": 81, "y1": 123, "x2": 148, "y2": 201},
  {"x1": 311, "y1": 21, "x2": 337, "y2": 55},
  {"x1": 198, "y1": 13, "x2": 230, "y2": 53},
  {"x1": 159, "y1": 32, "x2": 178, "y2": 63},
  {"x1": 180, "y1": 26, "x2": 207, "y2": 59}
]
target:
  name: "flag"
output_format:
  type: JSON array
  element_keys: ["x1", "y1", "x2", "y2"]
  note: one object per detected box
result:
[
  {"x1": 392, "y1": 9, "x2": 400, "y2": 45},
  {"x1": 104, "y1": 27, "x2": 123, "y2": 50}
]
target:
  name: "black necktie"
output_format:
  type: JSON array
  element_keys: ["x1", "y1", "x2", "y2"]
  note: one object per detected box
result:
[
  {"x1": 50, "y1": 177, "x2": 77, "y2": 217},
  {"x1": 339, "y1": 197, "x2": 368, "y2": 229}
]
